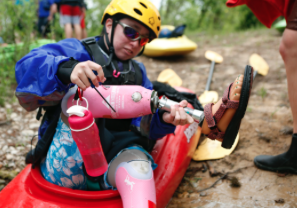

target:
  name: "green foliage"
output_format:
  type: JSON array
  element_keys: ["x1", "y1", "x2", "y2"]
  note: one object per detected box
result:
[
  {"x1": 159, "y1": 0, "x2": 263, "y2": 32},
  {"x1": 258, "y1": 87, "x2": 267, "y2": 100},
  {"x1": 85, "y1": 0, "x2": 111, "y2": 37},
  {"x1": 0, "y1": 0, "x2": 38, "y2": 106}
]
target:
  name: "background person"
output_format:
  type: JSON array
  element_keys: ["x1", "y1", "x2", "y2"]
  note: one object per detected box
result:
[
  {"x1": 59, "y1": 0, "x2": 83, "y2": 39},
  {"x1": 37, "y1": 0, "x2": 57, "y2": 38},
  {"x1": 80, "y1": 1, "x2": 87, "y2": 39}
]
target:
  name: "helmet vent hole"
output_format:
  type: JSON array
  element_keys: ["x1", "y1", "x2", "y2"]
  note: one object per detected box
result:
[
  {"x1": 139, "y1": 2, "x2": 147, "y2": 9},
  {"x1": 157, "y1": 26, "x2": 160, "y2": 31},
  {"x1": 134, "y1": 8, "x2": 143, "y2": 16}
]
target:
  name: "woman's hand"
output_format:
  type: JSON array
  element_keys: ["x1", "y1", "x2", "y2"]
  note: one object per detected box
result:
[
  {"x1": 70, "y1": 61, "x2": 106, "y2": 90},
  {"x1": 162, "y1": 100, "x2": 194, "y2": 126}
]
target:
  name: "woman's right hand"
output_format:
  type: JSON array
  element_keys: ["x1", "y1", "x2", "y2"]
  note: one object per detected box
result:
[{"x1": 70, "y1": 61, "x2": 106, "y2": 90}]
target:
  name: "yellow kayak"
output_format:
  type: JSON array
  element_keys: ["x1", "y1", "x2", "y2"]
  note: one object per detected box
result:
[{"x1": 143, "y1": 25, "x2": 197, "y2": 57}]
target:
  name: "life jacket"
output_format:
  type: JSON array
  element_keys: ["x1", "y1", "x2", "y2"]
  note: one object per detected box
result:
[
  {"x1": 26, "y1": 37, "x2": 146, "y2": 168},
  {"x1": 81, "y1": 36, "x2": 143, "y2": 132}
]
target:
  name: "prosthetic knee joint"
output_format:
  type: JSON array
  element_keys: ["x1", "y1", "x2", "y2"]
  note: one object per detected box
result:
[{"x1": 115, "y1": 160, "x2": 156, "y2": 208}]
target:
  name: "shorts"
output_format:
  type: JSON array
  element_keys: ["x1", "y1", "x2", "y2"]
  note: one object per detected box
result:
[
  {"x1": 286, "y1": 0, "x2": 297, "y2": 30},
  {"x1": 40, "y1": 117, "x2": 157, "y2": 190},
  {"x1": 59, "y1": 5, "x2": 81, "y2": 25}
]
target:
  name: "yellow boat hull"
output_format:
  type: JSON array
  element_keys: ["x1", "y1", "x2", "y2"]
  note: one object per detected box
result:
[{"x1": 143, "y1": 35, "x2": 197, "y2": 57}]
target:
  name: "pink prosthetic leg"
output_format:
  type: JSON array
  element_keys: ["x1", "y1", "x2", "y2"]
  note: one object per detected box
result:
[{"x1": 115, "y1": 161, "x2": 156, "y2": 208}]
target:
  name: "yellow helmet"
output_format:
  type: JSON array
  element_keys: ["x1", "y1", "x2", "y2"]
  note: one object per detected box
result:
[{"x1": 101, "y1": 0, "x2": 161, "y2": 39}]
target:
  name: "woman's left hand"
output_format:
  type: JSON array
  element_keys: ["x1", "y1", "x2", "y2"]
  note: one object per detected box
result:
[{"x1": 162, "y1": 100, "x2": 194, "y2": 126}]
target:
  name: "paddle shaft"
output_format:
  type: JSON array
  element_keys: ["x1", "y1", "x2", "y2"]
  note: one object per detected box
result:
[
  {"x1": 253, "y1": 70, "x2": 257, "y2": 80},
  {"x1": 205, "y1": 60, "x2": 215, "y2": 91}
]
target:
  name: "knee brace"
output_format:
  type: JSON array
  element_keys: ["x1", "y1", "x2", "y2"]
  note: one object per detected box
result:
[{"x1": 115, "y1": 160, "x2": 156, "y2": 208}]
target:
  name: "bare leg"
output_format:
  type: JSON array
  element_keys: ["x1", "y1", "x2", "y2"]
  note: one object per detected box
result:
[
  {"x1": 64, "y1": 23, "x2": 73, "y2": 39},
  {"x1": 73, "y1": 24, "x2": 82, "y2": 40},
  {"x1": 82, "y1": 29, "x2": 88, "y2": 39},
  {"x1": 279, "y1": 29, "x2": 297, "y2": 133},
  {"x1": 253, "y1": 28, "x2": 297, "y2": 173}
]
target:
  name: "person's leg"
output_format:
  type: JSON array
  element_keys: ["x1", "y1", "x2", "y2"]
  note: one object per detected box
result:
[
  {"x1": 71, "y1": 6, "x2": 82, "y2": 40},
  {"x1": 81, "y1": 15, "x2": 87, "y2": 39},
  {"x1": 253, "y1": 29, "x2": 297, "y2": 173},
  {"x1": 82, "y1": 29, "x2": 88, "y2": 39},
  {"x1": 60, "y1": 5, "x2": 73, "y2": 39},
  {"x1": 40, "y1": 117, "x2": 87, "y2": 190},
  {"x1": 280, "y1": 29, "x2": 297, "y2": 133},
  {"x1": 73, "y1": 24, "x2": 82, "y2": 40},
  {"x1": 107, "y1": 149, "x2": 156, "y2": 208},
  {"x1": 253, "y1": 0, "x2": 297, "y2": 173},
  {"x1": 64, "y1": 23, "x2": 73, "y2": 38}
]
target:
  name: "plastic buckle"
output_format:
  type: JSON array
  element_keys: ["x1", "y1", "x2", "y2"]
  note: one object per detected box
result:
[{"x1": 84, "y1": 37, "x2": 96, "y2": 45}]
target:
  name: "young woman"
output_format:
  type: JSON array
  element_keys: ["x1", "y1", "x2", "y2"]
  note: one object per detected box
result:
[{"x1": 15, "y1": 0, "x2": 253, "y2": 207}]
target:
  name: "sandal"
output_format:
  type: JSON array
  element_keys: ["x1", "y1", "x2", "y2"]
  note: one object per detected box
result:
[{"x1": 204, "y1": 65, "x2": 254, "y2": 149}]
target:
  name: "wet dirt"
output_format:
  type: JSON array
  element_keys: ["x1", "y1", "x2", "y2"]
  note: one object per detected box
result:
[
  {"x1": 136, "y1": 29, "x2": 296, "y2": 208},
  {"x1": 0, "y1": 29, "x2": 295, "y2": 207}
]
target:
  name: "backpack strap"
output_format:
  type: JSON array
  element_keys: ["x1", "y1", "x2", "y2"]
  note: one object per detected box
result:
[
  {"x1": 28, "y1": 103, "x2": 62, "y2": 168},
  {"x1": 131, "y1": 60, "x2": 143, "y2": 86},
  {"x1": 81, "y1": 36, "x2": 113, "y2": 78}
]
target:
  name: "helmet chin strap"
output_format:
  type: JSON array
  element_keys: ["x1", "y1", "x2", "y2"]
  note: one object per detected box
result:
[
  {"x1": 136, "y1": 46, "x2": 145, "y2": 57},
  {"x1": 103, "y1": 18, "x2": 118, "y2": 67}
]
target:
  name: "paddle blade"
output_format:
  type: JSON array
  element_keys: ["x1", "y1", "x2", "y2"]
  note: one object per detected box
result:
[
  {"x1": 199, "y1": 90, "x2": 219, "y2": 107},
  {"x1": 157, "y1": 68, "x2": 183, "y2": 87},
  {"x1": 192, "y1": 133, "x2": 239, "y2": 161},
  {"x1": 205, "y1": 50, "x2": 223, "y2": 64},
  {"x1": 249, "y1": 53, "x2": 269, "y2": 76}
]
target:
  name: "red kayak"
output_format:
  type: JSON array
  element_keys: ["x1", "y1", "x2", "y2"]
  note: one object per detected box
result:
[{"x1": 0, "y1": 87, "x2": 201, "y2": 208}]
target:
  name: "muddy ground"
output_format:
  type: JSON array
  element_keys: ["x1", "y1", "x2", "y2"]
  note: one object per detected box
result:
[{"x1": 0, "y1": 29, "x2": 295, "y2": 207}]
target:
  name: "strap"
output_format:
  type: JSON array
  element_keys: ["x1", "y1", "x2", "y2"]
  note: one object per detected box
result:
[
  {"x1": 36, "y1": 107, "x2": 43, "y2": 120},
  {"x1": 207, "y1": 128, "x2": 225, "y2": 141},
  {"x1": 81, "y1": 37, "x2": 107, "y2": 65},
  {"x1": 81, "y1": 37, "x2": 142, "y2": 86},
  {"x1": 203, "y1": 83, "x2": 239, "y2": 140},
  {"x1": 131, "y1": 60, "x2": 143, "y2": 86},
  {"x1": 213, "y1": 83, "x2": 239, "y2": 123},
  {"x1": 81, "y1": 37, "x2": 113, "y2": 78}
]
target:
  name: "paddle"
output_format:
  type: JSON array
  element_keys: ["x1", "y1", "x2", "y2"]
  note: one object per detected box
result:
[
  {"x1": 157, "y1": 68, "x2": 183, "y2": 87},
  {"x1": 199, "y1": 50, "x2": 223, "y2": 106},
  {"x1": 249, "y1": 53, "x2": 269, "y2": 79},
  {"x1": 193, "y1": 51, "x2": 241, "y2": 161}
]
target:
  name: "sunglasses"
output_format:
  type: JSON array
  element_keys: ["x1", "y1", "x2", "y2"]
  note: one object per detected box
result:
[{"x1": 117, "y1": 21, "x2": 150, "y2": 46}]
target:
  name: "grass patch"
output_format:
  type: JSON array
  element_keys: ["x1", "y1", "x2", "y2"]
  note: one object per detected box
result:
[{"x1": 257, "y1": 87, "x2": 267, "y2": 101}]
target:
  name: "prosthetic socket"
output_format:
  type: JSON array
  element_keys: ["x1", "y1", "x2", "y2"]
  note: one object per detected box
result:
[{"x1": 62, "y1": 85, "x2": 205, "y2": 123}]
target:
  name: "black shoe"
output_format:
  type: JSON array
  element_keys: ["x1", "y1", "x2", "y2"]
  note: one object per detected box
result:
[
  {"x1": 254, "y1": 133, "x2": 297, "y2": 173},
  {"x1": 254, "y1": 153, "x2": 297, "y2": 173}
]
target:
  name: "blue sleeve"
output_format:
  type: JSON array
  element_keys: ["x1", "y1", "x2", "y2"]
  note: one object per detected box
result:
[
  {"x1": 131, "y1": 61, "x2": 176, "y2": 140},
  {"x1": 15, "y1": 38, "x2": 91, "y2": 111}
]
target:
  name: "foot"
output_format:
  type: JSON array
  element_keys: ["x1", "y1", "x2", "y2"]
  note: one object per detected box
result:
[
  {"x1": 201, "y1": 74, "x2": 244, "y2": 142},
  {"x1": 254, "y1": 134, "x2": 297, "y2": 173},
  {"x1": 254, "y1": 153, "x2": 297, "y2": 174}
]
